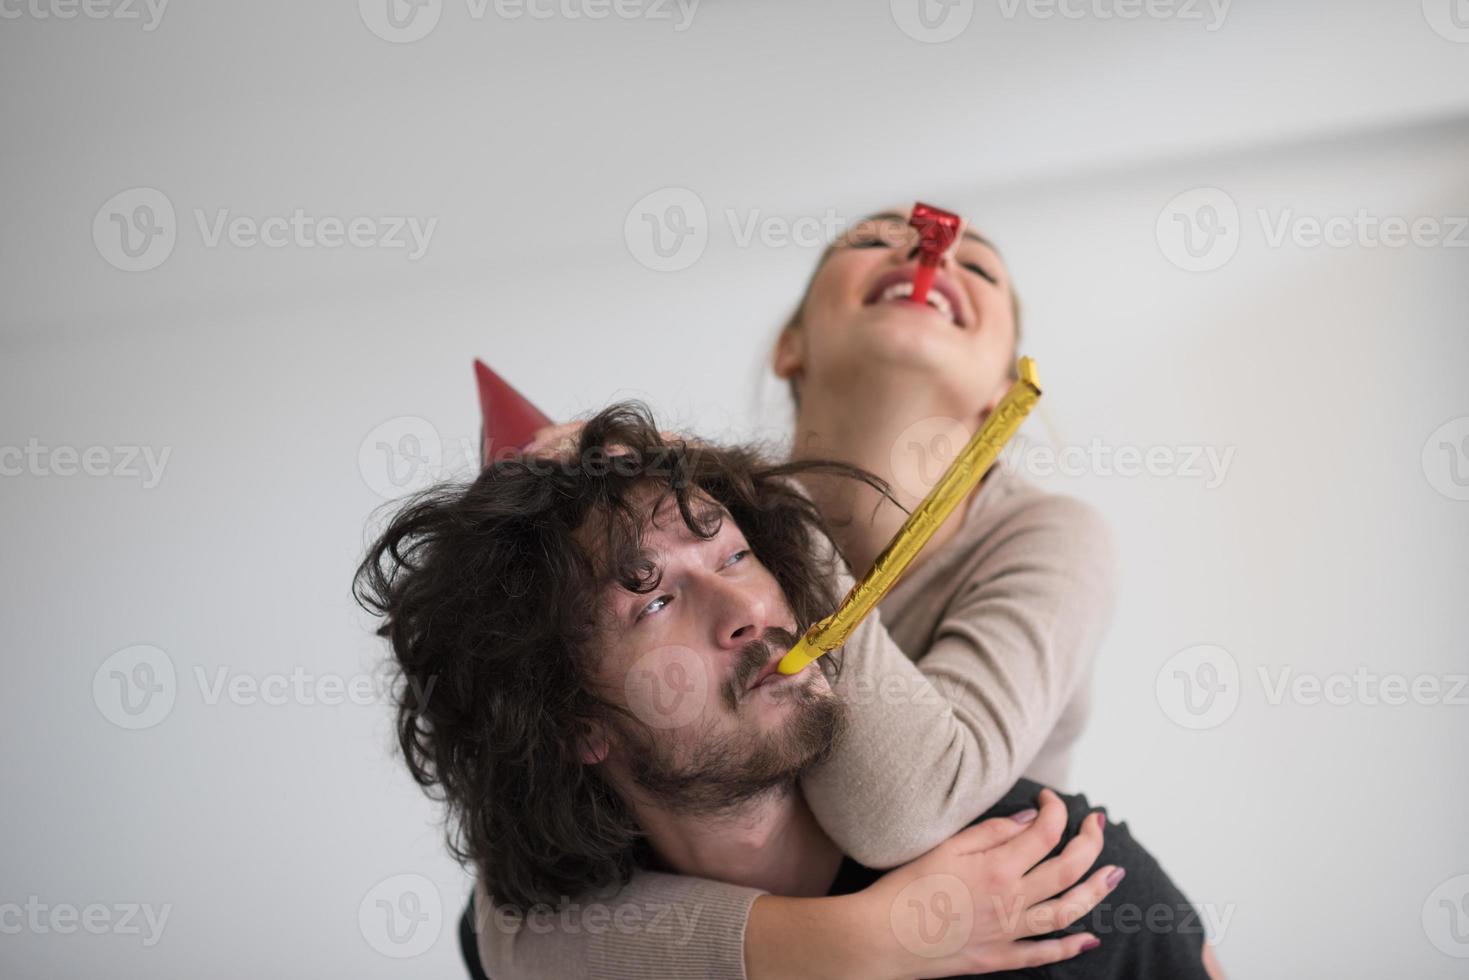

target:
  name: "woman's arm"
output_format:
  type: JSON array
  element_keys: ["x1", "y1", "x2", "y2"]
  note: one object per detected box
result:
[
  {"x1": 472, "y1": 790, "x2": 1115, "y2": 980},
  {"x1": 472, "y1": 870, "x2": 762, "y2": 980},
  {"x1": 473, "y1": 869, "x2": 887, "y2": 980},
  {"x1": 798, "y1": 486, "x2": 1120, "y2": 869}
]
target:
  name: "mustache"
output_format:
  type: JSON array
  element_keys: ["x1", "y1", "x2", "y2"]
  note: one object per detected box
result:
[{"x1": 727, "y1": 625, "x2": 802, "y2": 704}]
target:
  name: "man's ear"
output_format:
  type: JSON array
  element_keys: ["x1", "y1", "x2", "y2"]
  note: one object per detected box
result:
[
  {"x1": 772, "y1": 325, "x2": 805, "y2": 382},
  {"x1": 576, "y1": 722, "x2": 610, "y2": 766}
]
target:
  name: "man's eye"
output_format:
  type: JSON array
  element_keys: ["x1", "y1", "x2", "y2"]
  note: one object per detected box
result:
[
  {"x1": 639, "y1": 595, "x2": 672, "y2": 620},
  {"x1": 637, "y1": 551, "x2": 746, "y2": 621},
  {"x1": 961, "y1": 261, "x2": 999, "y2": 285},
  {"x1": 848, "y1": 237, "x2": 890, "y2": 249}
]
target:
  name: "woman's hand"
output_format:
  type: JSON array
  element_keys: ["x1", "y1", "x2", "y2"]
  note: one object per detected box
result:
[
  {"x1": 860, "y1": 787, "x2": 1119, "y2": 978},
  {"x1": 521, "y1": 421, "x2": 593, "y2": 459},
  {"x1": 522, "y1": 420, "x2": 699, "y2": 460}
]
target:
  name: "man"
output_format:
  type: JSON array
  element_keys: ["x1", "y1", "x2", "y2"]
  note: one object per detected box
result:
[{"x1": 355, "y1": 401, "x2": 1218, "y2": 978}]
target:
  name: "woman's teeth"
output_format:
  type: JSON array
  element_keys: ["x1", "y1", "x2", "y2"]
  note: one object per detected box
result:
[{"x1": 878, "y1": 281, "x2": 957, "y2": 324}]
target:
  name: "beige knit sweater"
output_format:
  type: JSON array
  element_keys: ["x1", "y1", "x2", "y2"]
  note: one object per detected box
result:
[{"x1": 473, "y1": 466, "x2": 1119, "y2": 979}]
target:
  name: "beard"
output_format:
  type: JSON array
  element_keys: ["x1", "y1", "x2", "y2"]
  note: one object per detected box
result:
[{"x1": 618, "y1": 629, "x2": 849, "y2": 818}]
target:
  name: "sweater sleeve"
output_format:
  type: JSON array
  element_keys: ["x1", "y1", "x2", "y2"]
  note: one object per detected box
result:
[
  {"x1": 473, "y1": 871, "x2": 765, "y2": 980},
  {"x1": 797, "y1": 490, "x2": 1119, "y2": 870}
]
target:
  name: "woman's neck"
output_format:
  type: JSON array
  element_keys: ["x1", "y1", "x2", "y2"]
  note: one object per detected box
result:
[{"x1": 788, "y1": 377, "x2": 990, "y2": 579}]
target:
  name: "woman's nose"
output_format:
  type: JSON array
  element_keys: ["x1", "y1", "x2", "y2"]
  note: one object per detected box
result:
[{"x1": 906, "y1": 242, "x2": 952, "y2": 268}]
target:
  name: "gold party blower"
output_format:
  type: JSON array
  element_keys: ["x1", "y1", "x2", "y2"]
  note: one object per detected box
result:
[{"x1": 776, "y1": 356, "x2": 1044, "y2": 675}]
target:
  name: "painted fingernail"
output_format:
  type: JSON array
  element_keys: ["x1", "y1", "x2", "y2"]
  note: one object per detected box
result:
[
  {"x1": 1011, "y1": 808, "x2": 1039, "y2": 824},
  {"x1": 1106, "y1": 867, "x2": 1126, "y2": 888},
  {"x1": 1096, "y1": 812, "x2": 1106, "y2": 831},
  {"x1": 1081, "y1": 937, "x2": 1101, "y2": 952}
]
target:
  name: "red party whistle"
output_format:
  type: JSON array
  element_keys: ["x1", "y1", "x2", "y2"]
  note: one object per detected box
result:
[
  {"x1": 908, "y1": 202, "x2": 963, "y2": 307},
  {"x1": 474, "y1": 358, "x2": 555, "y2": 467}
]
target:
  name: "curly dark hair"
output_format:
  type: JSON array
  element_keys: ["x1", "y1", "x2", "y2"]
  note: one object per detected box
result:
[{"x1": 352, "y1": 401, "x2": 894, "y2": 909}]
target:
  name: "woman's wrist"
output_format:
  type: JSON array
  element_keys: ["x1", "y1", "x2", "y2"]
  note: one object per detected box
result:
[{"x1": 745, "y1": 892, "x2": 903, "y2": 980}]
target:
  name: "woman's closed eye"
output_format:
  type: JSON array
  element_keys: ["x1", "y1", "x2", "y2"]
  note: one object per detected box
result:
[
  {"x1": 849, "y1": 230, "x2": 1000, "y2": 285},
  {"x1": 845, "y1": 220, "x2": 911, "y2": 250},
  {"x1": 961, "y1": 260, "x2": 999, "y2": 286}
]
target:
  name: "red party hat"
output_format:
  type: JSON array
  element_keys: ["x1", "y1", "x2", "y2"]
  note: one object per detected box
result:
[{"x1": 474, "y1": 358, "x2": 555, "y2": 466}]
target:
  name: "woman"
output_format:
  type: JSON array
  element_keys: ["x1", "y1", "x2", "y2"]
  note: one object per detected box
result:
[{"x1": 472, "y1": 207, "x2": 1214, "y2": 976}]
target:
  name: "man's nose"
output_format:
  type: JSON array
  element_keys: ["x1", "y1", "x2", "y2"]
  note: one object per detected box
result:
[{"x1": 706, "y1": 576, "x2": 769, "y2": 651}]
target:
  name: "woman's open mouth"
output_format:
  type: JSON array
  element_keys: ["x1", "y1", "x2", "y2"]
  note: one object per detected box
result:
[{"x1": 862, "y1": 269, "x2": 966, "y2": 328}]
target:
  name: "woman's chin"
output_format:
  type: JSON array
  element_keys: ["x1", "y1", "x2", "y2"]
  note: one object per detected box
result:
[{"x1": 850, "y1": 315, "x2": 971, "y2": 374}]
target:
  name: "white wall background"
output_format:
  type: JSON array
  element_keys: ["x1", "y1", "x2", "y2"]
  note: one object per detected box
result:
[{"x1": 2, "y1": 2, "x2": 1467, "y2": 977}]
